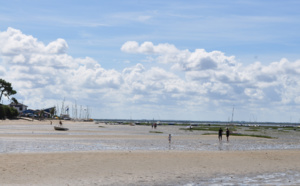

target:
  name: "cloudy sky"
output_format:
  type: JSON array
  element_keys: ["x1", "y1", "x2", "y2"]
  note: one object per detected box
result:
[{"x1": 1, "y1": 0, "x2": 300, "y2": 122}]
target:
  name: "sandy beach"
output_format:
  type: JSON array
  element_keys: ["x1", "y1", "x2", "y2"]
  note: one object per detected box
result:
[{"x1": 1, "y1": 119, "x2": 300, "y2": 185}]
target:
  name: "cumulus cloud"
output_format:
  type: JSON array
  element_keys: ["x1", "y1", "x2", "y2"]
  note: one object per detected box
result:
[
  {"x1": 2, "y1": 28, "x2": 300, "y2": 121},
  {"x1": 0, "y1": 27, "x2": 124, "y2": 109},
  {"x1": 121, "y1": 41, "x2": 179, "y2": 55},
  {"x1": 121, "y1": 41, "x2": 300, "y2": 112},
  {"x1": 45, "y1": 38, "x2": 68, "y2": 54}
]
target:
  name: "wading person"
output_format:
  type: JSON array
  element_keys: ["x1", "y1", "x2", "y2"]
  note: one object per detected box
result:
[
  {"x1": 218, "y1": 128, "x2": 223, "y2": 141},
  {"x1": 168, "y1": 134, "x2": 172, "y2": 143},
  {"x1": 226, "y1": 128, "x2": 230, "y2": 142}
]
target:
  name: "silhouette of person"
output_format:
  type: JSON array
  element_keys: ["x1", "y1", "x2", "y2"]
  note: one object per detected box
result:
[
  {"x1": 226, "y1": 128, "x2": 230, "y2": 141},
  {"x1": 218, "y1": 128, "x2": 223, "y2": 141}
]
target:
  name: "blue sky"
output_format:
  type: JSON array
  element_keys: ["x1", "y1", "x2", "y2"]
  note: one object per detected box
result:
[{"x1": 1, "y1": 0, "x2": 300, "y2": 122}]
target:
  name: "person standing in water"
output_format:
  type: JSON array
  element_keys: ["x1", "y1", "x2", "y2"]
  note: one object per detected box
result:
[
  {"x1": 226, "y1": 128, "x2": 230, "y2": 142},
  {"x1": 168, "y1": 134, "x2": 172, "y2": 143},
  {"x1": 218, "y1": 128, "x2": 223, "y2": 141}
]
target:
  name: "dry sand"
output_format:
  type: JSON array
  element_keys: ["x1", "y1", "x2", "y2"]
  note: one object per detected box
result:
[{"x1": 0, "y1": 119, "x2": 300, "y2": 185}]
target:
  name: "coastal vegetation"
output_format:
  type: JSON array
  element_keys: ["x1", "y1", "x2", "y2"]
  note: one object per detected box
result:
[
  {"x1": 202, "y1": 133, "x2": 275, "y2": 139},
  {"x1": 180, "y1": 126, "x2": 237, "y2": 132},
  {"x1": 0, "y1": 79, "x2": 17, "y2": 103},
  {"x1": 149, "y1": 131, "x2": 163, "y2": 134},
  {"x1": 0, "y1": 105, "x2": 18, "y2": 119},
  {"x1": 0, "y1": 79, "x2": 18, "y2": 119},
  {"x1": 178, "y1": 124, "x2": 300, "y2": 139}
]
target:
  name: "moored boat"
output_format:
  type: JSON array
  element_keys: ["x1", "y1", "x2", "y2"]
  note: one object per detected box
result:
[{"x1": 54, "y1": 126, "x2": 69, "y2": 131}]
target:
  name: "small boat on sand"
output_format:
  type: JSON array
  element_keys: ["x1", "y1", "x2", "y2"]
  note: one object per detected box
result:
[{"x1": 54, "y1": 126, "x2": 69, "y2": 131}]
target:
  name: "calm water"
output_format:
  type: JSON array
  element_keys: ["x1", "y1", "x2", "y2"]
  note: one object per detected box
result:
[
  {"x1": 182, "y1": 171, "x2": 300, "y2": 186},
  {"x1": 0, "y1": 122, "x2": 300, "y2": 153}
]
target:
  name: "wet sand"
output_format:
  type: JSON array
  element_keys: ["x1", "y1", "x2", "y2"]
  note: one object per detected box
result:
[
  {"x1": 0, "y1": 119, "x2": 300, "y2": 185},
  {"x1": 1, "y1": 150, "x2": 300, "y2": 185}
]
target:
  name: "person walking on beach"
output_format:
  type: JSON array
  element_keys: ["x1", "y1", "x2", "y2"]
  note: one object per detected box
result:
[
  {"x1": 168, "y1": 134, "x2": 172, "y2": 144},
  {"x1": 218, "y1": 128, "x2": 223, "y2": 141},
  {"x1": 226, "y1": 128, "x2": 230, "y2": 142}
]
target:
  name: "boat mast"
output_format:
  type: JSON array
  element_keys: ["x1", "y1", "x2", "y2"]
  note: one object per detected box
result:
[
  {"x1": 231, "y1": 106, "x2": 234, "y2": 122},
  {"x1": 61, "y1": 98, "x2": 65, "y2": 116}
]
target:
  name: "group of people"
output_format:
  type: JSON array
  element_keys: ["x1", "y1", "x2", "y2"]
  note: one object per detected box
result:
[
  {"x1": 218, "y1": 128, "x2": 230, "y2": 142},
  {"x1": 151, "y1": 123, "x2": 157, "y2": 129}
]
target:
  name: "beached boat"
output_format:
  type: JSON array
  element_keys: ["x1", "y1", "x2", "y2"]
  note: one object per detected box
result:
[{"x1": 54, "y1": 126, "x2": 69, "y2": 131}]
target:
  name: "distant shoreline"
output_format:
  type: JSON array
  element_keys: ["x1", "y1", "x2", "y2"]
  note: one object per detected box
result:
[{"x1": 94, "y1": 118, "x2": 300, "y2": 126}]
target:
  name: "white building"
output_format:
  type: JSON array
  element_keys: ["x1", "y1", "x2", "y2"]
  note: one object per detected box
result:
[{"x1": 9, "y1": 103, "x2": 28, "y2": 113}]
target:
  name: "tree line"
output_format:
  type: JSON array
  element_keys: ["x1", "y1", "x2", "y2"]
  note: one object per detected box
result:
[{"x1": 0, "y1": 79, "x2": 18, "y2": 119}]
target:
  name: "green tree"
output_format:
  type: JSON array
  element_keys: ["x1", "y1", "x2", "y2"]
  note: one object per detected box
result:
[
  {"x1": 11, "y1": 97, "x2": 19, "y2": 104},
  {"x1": 0, "y1": 79, "x2": 17, "y2": 102},
  {"x1": 39, "y1": 110, "x2": 44, "y2": 119},
  {"x1": 10, "y1": 107, "x2": 18, "y2": 118},
  {"x1": 4, "y1": 106, "x2": 12, "y2": 119},
  {"x1": 0, "y1": 105, "x2": 5, "y2": 119},
  {"x1": 0, "y1": 105, "x2": 18, "y2": 119},
  {"x1": 50, "y1": 107, "x2": 55, "y2": 117}
]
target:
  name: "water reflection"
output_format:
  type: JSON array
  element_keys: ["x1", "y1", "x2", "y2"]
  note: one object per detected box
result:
[{"x1": 218, "y1": 141, "x2": 223, "y2": 151}]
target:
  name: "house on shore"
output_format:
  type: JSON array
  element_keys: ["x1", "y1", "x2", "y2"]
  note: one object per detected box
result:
[
  {"x1": 21, "y1": 107, "x2": 55, "y2": 118},
  {"x1": 9, "y1": 103, "x2": 56, "y2": 118},
  {"x1": 9, "y1": 103, "x2": 28, "y2": 113}
]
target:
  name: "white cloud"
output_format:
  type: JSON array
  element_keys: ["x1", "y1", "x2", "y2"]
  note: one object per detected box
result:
[
  {"x1": 0, "y1": 28, "x2": 124, "y2": 108},
  {"x1": 0, "y1": 28, "x2": 43, "y2": 56},
  {"x1": 2, "y1": 28, "x2": 300, "y2": 121},
  {"x1": 121, "y1": 41, "x2": 300, "y2": 113},
  {"x1": 121, "y1": 41, "x2": 179, "y2": 55},
  {"x1": 45, "y1": 38, "x2": 68, "y2": 54}
]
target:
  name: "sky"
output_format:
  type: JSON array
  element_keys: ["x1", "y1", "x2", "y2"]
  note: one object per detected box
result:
[{"x1": 1, "y1": 0, "x2": 300, "y2": 122}]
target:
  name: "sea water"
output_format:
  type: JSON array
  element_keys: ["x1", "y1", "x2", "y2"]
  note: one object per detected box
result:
[{"x1": 183, "y1": 171, "x2": 300, "y2": 186}]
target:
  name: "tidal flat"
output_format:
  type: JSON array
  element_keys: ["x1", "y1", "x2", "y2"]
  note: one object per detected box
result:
[{"x1": 0, "y1": 120, "x2": 300, "y2": 185}]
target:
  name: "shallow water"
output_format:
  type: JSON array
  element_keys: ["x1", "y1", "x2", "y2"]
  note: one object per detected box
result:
[
  {"x1": 183, "y1": 171, "x2": 300, "y2": 186},
  {"x1": 1, "y1": 137, "x2": 299, "y2": 153},
  {"x1": 1, "y1": 123, "x2": 300, "y2": 153}
]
